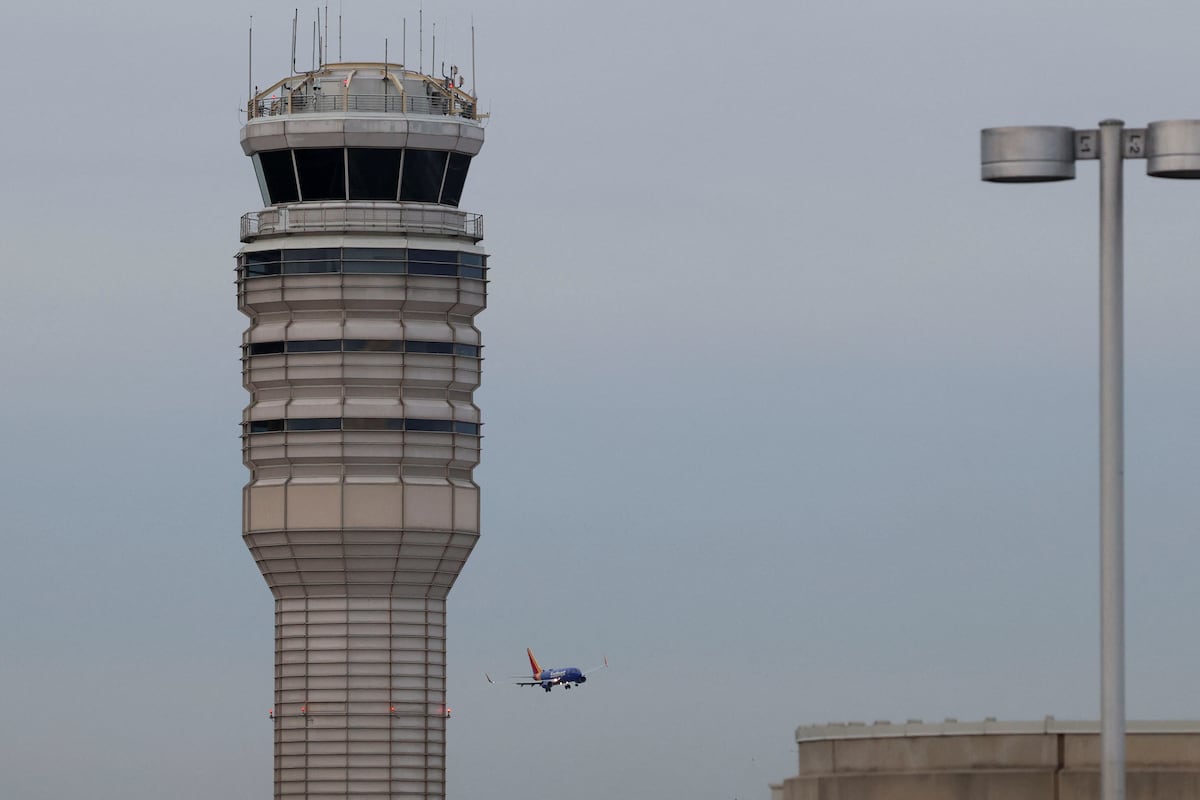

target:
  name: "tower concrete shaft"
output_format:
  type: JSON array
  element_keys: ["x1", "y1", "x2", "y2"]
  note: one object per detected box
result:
[{"x1": 237, "y1": 62, "x2": 486, "y2": 799}]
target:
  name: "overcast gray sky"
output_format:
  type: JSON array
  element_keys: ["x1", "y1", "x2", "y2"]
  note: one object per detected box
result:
[{"x1": 4, "y1": 0, "x2": 1200, "y2": 798}]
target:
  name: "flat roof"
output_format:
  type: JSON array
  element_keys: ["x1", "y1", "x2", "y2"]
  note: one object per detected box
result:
[{"x1": 796, "y1": 718, "x2": 1200, "y2": 742}]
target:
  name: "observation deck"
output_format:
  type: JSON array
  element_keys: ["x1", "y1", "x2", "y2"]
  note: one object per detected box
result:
[{"x1": 247, "y1": 62, "x2": 480, "y2": 122}]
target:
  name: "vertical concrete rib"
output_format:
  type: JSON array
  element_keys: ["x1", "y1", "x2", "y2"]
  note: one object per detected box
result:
[{"x1": 236, "y1": 62, "x2": 486, "y2": 800}]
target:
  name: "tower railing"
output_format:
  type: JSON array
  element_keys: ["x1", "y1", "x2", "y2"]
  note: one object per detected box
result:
[
  {"x1": 247, "y1": 92, "x2": 476, "y2": 120},
  {"x1": 240, "y1": 204, "x2": 484, "y2": 242}
]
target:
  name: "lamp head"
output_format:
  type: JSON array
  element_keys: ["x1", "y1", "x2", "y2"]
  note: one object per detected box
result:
[
  {"x1": 1146, "y1": 120, "x2": 1200, "y2": 179},
  {"x1": 981, "y1": 126, "x2": 1076, "y2": 183}
]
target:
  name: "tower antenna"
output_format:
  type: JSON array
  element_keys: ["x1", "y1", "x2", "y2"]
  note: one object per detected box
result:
[
  {"x1": 312, "y1": 19, "x2": 317, "y2": 72},
  {"x1": 384, "y1": 38, "x2": 389, "y2": 103},
  {"x1": 432, "y1": 22, "x2": 436, "y2": 79},
  {"x1": 471, "y1": 16, "x2": 477, "y2": 98},
  {"x1": 324, "y1": 3, "x2": 329, "y2": 64},
  {"x1": 419, "y1": 2, "x2": 423, "y2": 73},
  {"x1": 338, "y1": 0, "x2": 343, "y2": 61},
  {"x1": 316, "y1": 8, "x2": 322, "y2": 68},
  {"x1": 248, "y1": 15, "x2": 253, "y2": 106},
  {"x1": 403, "y1": 17, "x2": 407, "y2": 67},
  {"x1": 291, "y1": 9, "x2": 298, "y2": 74}
]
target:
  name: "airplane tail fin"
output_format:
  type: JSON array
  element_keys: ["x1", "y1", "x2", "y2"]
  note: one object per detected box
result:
[{"x1": 527, "y1": 648, "x2": 542, "y2": 678}]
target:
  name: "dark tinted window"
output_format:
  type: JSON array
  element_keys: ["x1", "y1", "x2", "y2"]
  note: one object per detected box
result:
[
  {"x1": 244, "y1": 250, "x2": 283, "y2": 276},
  {"x1": 409, "y1": 263, "x2": 458, "y2": 277},
  {"x1": 408, "y1": 249, "x2": 458, "y2": 277},
  {"x1": 259, "y1": 151, "x2": 299, "y2": 204},
  {"x1": 283, "y1": 248, "x2": 339, "y2": 274},
  {"x1": 248, "y1": 341, "x2": 286, "y2": 355},
  {"x1": 343, "y1": 418, "x2": 388, "y2": 430},
  {"x1": 342, "y1": 246, "x2": 406, "y2": 274},
  {"x1": 405, "y1": 341, "x2": 455, "y2": 354},
  {"x1": 295, "y1": 148, "x2": 346, "y2": 201},
  {"x1": 287, "y1": 418, "x2": 341, "y2": 431},
  {"x1": 405, "y1": 418, "x2": 455, "y2": 433},
  {"x1": 343, "y1": 247, "x2": 406, "y2": 260},
  {"x1": 343, "y1": 260, "x2": 405, "y2": 274},
  {"x1": 344, "y1": 339, "x2": 405, "y2": 352},
  {"x1": 240, "y1": 247, "x2": 488, "y2": 281},
  {"x1": 248, "y1": 417, "x2": 480, "y2": 435},
  {"x1": 408, "y1": 249, "x2": 458, "y2": 263},
  {"x1": 348, "y1": 148, "x2": 402, "y2": 200},
  {"x1": 287, "y1": 340, "x2": 341, "y2": 353},
  {"x1": 440, "y1": 153, "x2": 471, "y2": 206},
  {"x1": 400, "y1": 150, "x2": 448, "y2": 202},
  {"x1": 247, "y1": 339, "x2": 475, "y2": 355}
]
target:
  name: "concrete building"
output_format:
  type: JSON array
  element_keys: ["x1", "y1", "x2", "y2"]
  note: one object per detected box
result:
[
  {"x1": 771, "y1": 718, "x2": 1200, "y2": 800},
  {"x1": 236, "y1": 61, "x2": 486, "y2": 799}
]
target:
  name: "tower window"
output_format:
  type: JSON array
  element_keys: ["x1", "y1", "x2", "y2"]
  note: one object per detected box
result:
[
  {"x1": 295, "y1": 148, "x2": 347, "y2": 201},
  {"x1": 239, "y1": 248, "x2": 487, "y2": 280},
  {"x1": 259, "y1": 151, "x2": 299, "y2": 204},
  {"x1": 348, "y1": 148, "x2": 403, "y2": 200},
  {"x1": 440, "y1": 153, "x2": 471, "y2": 207},
  {"x1": 400, "y1": 150, "x2": 448, "y2": 203},
  {"x1": 246, "y1": 340, "x2": 480, "y2": 357},
  {"x1": 253, "y1": 148, "x2": 472, "y2": 207},
  {"x1": 246, "y1": 418, "x2": 481, "y2": 435}
]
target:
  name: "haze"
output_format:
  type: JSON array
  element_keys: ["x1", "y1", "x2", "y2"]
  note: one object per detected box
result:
[{"x1": 2, "y1": 1, "x2": 1200, "y2": 799}]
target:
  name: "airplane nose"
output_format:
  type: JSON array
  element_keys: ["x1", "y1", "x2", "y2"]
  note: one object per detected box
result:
[{"x1": 578, "y1": 676, "x2": 586, "y2": 683}]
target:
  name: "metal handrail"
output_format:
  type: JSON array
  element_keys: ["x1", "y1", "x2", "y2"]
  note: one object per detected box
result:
[
  {"x1": 247, "y1": 92, "x2": 477, "y2": 121},
  {"x1": 241, "y1": 205, "x2": 483, "y2": 242}
]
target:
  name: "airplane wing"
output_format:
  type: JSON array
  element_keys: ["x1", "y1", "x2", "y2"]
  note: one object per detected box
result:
[{"x1": 584, "y1": 656, "x2": 609, "y2": 675}]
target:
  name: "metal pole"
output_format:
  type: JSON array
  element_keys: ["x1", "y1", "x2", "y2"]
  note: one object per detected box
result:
[{"x1": 1098, "y1": 118, "x2": 1126, "y2": 800}]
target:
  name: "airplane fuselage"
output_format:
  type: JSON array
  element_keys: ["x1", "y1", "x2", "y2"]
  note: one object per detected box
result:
[
  {"x1": 538, "y1": 667, "x2": 586, "y2": 689},
  {"x1": 514, "y1": 648, "x2": 603, "y2": 692}
]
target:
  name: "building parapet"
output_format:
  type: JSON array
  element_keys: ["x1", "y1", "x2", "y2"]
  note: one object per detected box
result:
[{"x1": 796, "y1": 717, "x2": 1200, "y2": 742}]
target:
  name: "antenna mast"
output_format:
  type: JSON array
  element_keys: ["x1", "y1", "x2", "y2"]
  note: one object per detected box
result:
[
  {"x1": 291, "y1": 9, "x2": 298, "y2": 74},
  {"x1": 324, "y1": 3, "x2": 329, "y2": 64},
  {"x1": 403, "y1": 18, "x2": 407, "y2": 67},
  {"x1": 419, "y1": 3, "x2": 423, "y2": 73},
  {"x1": 471, "y1": 17, "x2": 477, "y2": 98},
  {"x1": 248, "y1": 15, "x2": 253, "y2": 104},
  {"x1": 338, "y1": 0, "x2": 343, "y2": 61},
  {"x1": 432, "y1": 23, "x2": 436, "y2": 78},
  {"x1": 312, "y1": 19, "x2": 317, "y2": 71}
]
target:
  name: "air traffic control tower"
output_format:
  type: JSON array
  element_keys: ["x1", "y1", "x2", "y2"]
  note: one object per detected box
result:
[{"x1": 237, "y1": 62, "x2": 486, "y2": 798}]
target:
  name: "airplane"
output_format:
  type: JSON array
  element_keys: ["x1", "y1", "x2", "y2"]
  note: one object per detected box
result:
[{"x1": 486, "y1": 648, "x2": 607, "y2": 692}]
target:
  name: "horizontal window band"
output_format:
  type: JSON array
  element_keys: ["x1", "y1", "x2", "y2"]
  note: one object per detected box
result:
[
  {"x1": 241, "y1": 248, "x2": 486, "y2": 279},
  {"x1": 247, "y1": 340, "x2": 480, "y2": 357},
  {"x1": 247, "y1": 418, "x2": 480, "y2": 435},
  {"x1": 243, "y1": 265, "x2": 485, "y2": 279},
  {"x1": 255, "y1": 148, "x2": 471, "y2": 206}
]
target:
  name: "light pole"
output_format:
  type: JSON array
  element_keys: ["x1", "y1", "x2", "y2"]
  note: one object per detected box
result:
[{"x1": 981, "y1": 119, "x2": 1200, "y2": 800}]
